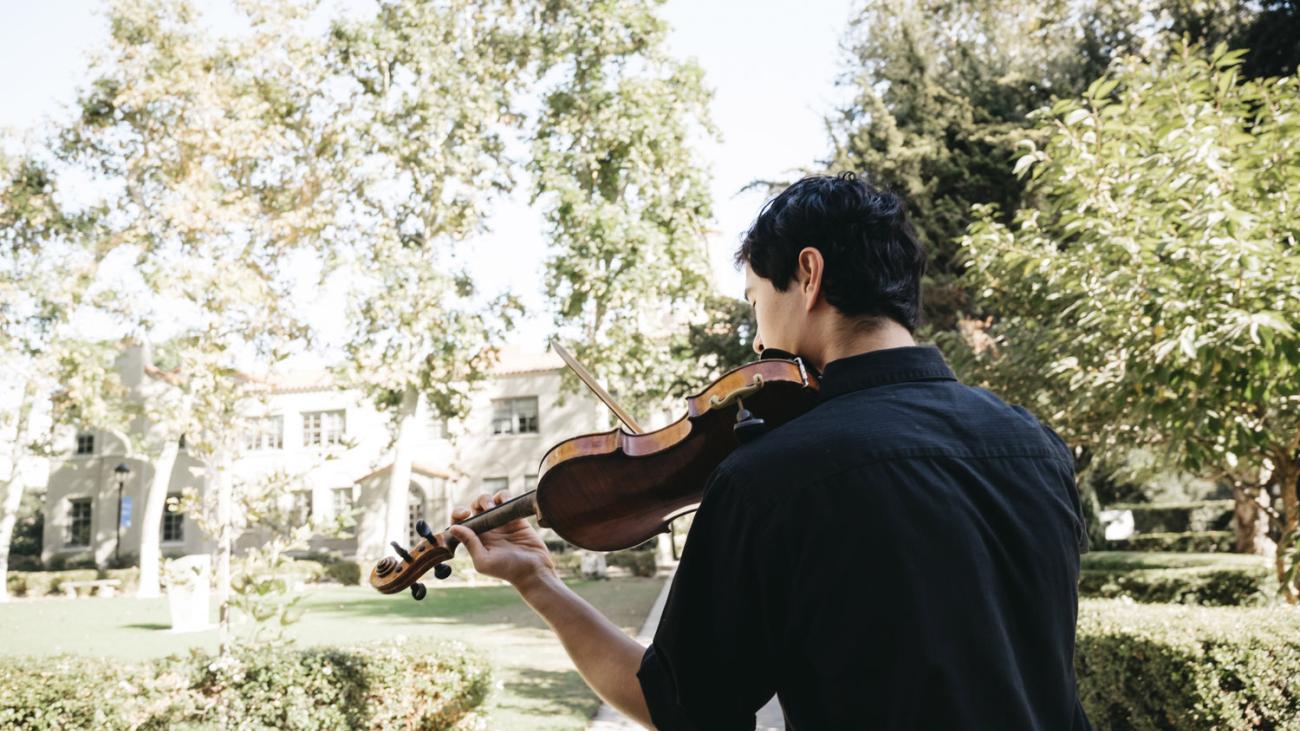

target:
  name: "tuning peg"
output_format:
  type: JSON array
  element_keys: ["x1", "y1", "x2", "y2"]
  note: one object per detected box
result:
[
  {"x1": 410, "y1": 582, "x2": 427, "y2": 600},
  {"x1": 733, "y1": 399, "x2": 767, "y2": 444},
  {"x1": 390, "y1": 541, "x2": 414, "y2": 563},
  {"x1": 434, "y1": 563, "x2": 452, "y2": 580},
  {"x1": 415, "y1": 519, "x2": 435, "y2": 542}
]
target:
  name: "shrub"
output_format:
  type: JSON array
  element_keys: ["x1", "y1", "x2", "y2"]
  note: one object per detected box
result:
[
  {"x1": 607, "y1": 550, "x2": 657, "y2": 577},
  {"x1": 0, "y1": 642, "x2": 491, "y2": 730},
  {"x1": 5, "y1": 567, "x2": 141, "y2": 597},
  {"x1": 1076, "y1": 599, "x2": 1300, "y2": 729},
  {"x1": 552, "y1": 552, "x2": 582, "y2": 577},
  {"x1": 295, "y1": 553, "x2": 364, "y2": 586},
  {"x1": 1080, "y1": 551, "x2": 1265, "y2": 571},
  {"x1": 5, "y1": 555, "x2": 41, "y2": 572},
  {"x1": 1105, "y1": 531, "x2": 1234, "y2": 553},
  {"x1": 322, "y1": 560, "x2": 362, "y2": 586},
  {"x1": 550, "y1": 550, "x2": 657, "y2": 578},
  {"x1": 1079, "y1": 552, "x2": 1276, "y2": 606},
  {"x1": 1109, "y1": 500, "x2": 1235, "y2": 533}
]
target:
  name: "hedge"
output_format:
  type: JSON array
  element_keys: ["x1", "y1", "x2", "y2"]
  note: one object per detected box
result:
[
  {"x1": 1108, "y1": 500, "x2": 1235, "y2": 533},
  {"x1": 1105, "y1": 530, "x2": 1235, "y2": 553},
  {"x1": 1076, "y1": 599, "x2": 1300, "y2": 729},
  {"x1": 5, "y1": 567, "x2": 141, "y2": 598},
  {"x1": 550, "y1": 549, "x2": 657, "y2": 578},
  {"x1": 0, "y1": 642, "x2": 490, "y2": 730},
  {"x1": 6, "y1": 557, "x2": 362, "y2": 598},
  {"x1": 1079, "y1": 552, "x2": 1276, "y2": 606}
]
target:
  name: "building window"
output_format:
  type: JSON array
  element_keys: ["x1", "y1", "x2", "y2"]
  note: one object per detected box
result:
[
  {"x1": 244, "y1": 416, "x2": 284, "y2": 451},
  {"x1": 66, "y1": 498, "x2": 92, "y2": 547},
  {"x1": 75, "y1": 433, "x2": 94, "y2": 456},
  {"x1": 491, "y1": 397, "x2": 538, "y2": 435},
  {"x1": 426, "y1": 412, "x2": 449, "y2": 440},
  {"x1": 303, "y1": 410, "x2": 345, "y2": 447},
  {"x1": 523, "y1": 474, "x2": 538, "y2": 491},
  {"x1": 332, "y1": 487, "x2": 354, "y2": 519},
  {"x1": 483, "y1": 476, "x2": 509, "y2": 495},
  {"x1": 162, "y1": 494, "x2": 184, "y2": 543},
  {"x1": 407, "y1": 497, "x2": 426, "y2": 546},
  {"x1": 291, "y1": 490, "x2": 313, "y2": 526},
  {"x1": 333, "y1": 487, "x2": 355, "y2": 535}
]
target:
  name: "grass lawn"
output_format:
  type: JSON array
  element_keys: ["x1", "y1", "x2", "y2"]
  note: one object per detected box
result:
[{"x1": 0, "y1": 576, "x2": 665, "y2": 730}]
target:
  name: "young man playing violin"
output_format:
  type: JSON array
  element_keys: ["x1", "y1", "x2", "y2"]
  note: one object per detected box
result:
[{"x1": 449, "y1": 172, "x2": 1093, "y2": 730}]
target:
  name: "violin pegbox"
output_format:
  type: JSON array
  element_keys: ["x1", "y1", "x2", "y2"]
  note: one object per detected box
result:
[{"x1": 370, "y1": 518, "x2": 456, "y2": 600}]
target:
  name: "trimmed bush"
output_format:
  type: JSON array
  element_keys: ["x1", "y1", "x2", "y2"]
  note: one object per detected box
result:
[
  {"x1": 1079, "y1": 552, "x2": 1276, "y2": 606},
  {"x1": 0, "y1": 642, "x2": 490, "y2": 730},
  {"x1": 607, "y1": 550, "x2": 657, "y2": 577},
  {"x1": 1105, "y1": 530, "x2": 1234, "y2": 553},
  {"x1": 321, "y1": 559, "x2": 362, "y2": 586},
  {"x1": 5, "y1": 567, "x2": 141, "y2": 597},
  {"x1": 550, "y1": 550, "x2": 656, "y2": 578},
  {"x1": 1081, "y1": 552, "x2": 1266, "y2": 571},
  {"x1": 1076, "y1": 599, "x2": 1300, "y2": 730},
  {"x1": 552, "y1": 552, "x2": 582, "y2": 577},
  {"x1": 1109, "y1": 500, "x2": 1235, "y2": 533}
]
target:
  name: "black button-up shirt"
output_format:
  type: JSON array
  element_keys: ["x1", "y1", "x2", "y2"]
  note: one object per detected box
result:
[{"x1": 637, "y1": 346, "x2": 1092, "y2": 730}]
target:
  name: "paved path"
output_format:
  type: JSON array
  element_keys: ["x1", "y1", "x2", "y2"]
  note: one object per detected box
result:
[{"x1": 587, "y1": 568, "x2": 784, "y2": 731}]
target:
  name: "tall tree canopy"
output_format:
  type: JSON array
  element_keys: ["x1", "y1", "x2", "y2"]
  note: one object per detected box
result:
[
  {"x1": 531, "y1": 0, "x2": 717, "y2": 419},
  {"x1": 828, "y1": 0, "x2": 1300, "y2": 333},
  {"x1": 957, "y1": 43, "x2": 1300, "y2": 599},
  {"x1": 325, "y1": 0, "x2": 528, "y2": 555}
]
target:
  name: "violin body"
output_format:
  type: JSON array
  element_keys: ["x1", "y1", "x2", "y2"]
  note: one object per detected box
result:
[
  {"x1": 369, "y1": 355, "x2": 820, "y2": 596},
  {"x1": 536, "y1": 357, "x2": 819, "y2": 550}
]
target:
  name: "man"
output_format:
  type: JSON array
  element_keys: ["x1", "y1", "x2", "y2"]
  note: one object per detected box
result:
[{"x1": 449, "y1": 173, "x2": 1092, "y2": 730}]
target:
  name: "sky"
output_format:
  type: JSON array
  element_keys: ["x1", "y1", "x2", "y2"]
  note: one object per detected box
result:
[{"x1": 0, "y1": 0, "x2": 858, "y2": 353}]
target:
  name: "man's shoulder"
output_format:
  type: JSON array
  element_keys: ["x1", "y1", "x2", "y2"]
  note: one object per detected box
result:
[{"x1": 717, "y1": 378, "x2": 1071, "y2": 491}]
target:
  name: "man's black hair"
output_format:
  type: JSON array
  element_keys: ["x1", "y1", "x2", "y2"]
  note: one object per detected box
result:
[{"x1": 735, "y1": 172, "x2": 926, "y2": 332}]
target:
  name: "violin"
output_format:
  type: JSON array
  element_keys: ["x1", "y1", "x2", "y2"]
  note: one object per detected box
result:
[{"x1": 369, "y1": 344, "x2": 821, "y2": 600}]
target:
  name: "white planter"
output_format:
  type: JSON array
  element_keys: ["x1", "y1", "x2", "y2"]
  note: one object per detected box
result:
[{"x1": 165, "y1": 554, "x2": 212, "y2": 633}]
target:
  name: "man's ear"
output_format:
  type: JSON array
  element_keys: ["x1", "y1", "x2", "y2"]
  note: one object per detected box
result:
[{"x1": 796, "y1": 247, "x2": 824, "y2": 313}]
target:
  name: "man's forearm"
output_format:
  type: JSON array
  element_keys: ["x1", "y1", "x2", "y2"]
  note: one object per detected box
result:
[{"x1": 516, "y1": 571, "x2": 655, "y2": 728}]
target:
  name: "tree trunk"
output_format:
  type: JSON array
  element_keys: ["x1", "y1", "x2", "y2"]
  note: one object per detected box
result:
[
  {"x1": 0, "y1": 476, "x2": 25, "y2": 604},
  {"x1": 1232, "y1": 481, "x2": 1275, "y2": 556},
  {"x1": 215, "y1": 448, "x2": 233, "y2": 657},
  {"x1": 1276, "y1": 457, "x2": 1299, "y2": 604},
  {"x1": 0, "y1": 379, "x2": 37, "y2": 603},
  {"x1": 384, "y1": 386, "x2": 419, "y2": 551},
  {"x1": 137, "y1": 437, "x2": 181, "y2": 598}
]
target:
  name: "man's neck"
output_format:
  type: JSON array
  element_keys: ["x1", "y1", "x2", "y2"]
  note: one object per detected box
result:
[{"x1": 808, "y1": 319, "x2": 917, "y2": 372}]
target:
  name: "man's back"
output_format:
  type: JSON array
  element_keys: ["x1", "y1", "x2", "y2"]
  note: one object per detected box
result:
[{"x1": 638, "y1": 346, "x2": 1093, "y2": 730}]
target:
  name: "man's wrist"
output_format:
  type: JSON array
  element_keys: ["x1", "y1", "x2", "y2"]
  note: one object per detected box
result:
[{"x1": 512, "y1": 565, "x2": 564, "y2": 601}]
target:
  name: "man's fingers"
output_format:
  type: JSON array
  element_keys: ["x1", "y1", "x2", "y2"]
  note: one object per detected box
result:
[
  {"x1": 449, "y1": 525, "x2": 485, "y2": 561},
  {"x1": 472, "y1": 493, "x2": 493, "y2": 513},
  {"x1": 493, "y1": 490, "x2": 508, "y2": 505},
  {"x1": 451, "y1": 507, "x2": 471, "y2": 521}
]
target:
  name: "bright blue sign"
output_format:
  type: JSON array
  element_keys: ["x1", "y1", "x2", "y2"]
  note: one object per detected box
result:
[{"x1": 120, "y1": 496, "x2": 133, "y2": 528}]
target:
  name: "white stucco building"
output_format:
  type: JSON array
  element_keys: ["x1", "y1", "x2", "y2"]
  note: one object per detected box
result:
[{"x1": 40, "y1": 344, "x2": 607, "y2": 566}]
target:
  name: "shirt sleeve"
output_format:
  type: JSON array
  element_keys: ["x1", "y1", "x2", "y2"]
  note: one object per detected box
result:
[
  {"x1": 1039, "y1": 422, "x2": 1091, "y2": 554},
  {"x1": 637, "y1": 464, "x2": 784, "y2": 730}
]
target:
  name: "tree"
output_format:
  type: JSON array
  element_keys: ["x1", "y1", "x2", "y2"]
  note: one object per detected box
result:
[
  {"x1": 828, "y1": 0, "x2": 1300, "y2": 335},
  {"x1": 957, "y1": 43, "x2": 1300, "y2": 599},
  {"x1": 531, "y1": 0, "x2": 717, "y2": 420},
  {"x1": 55, "y1": 0, "x2": 337, "y2": 646},
  {"x1": 0, "y1": 147, "x2": 119, "y2": 601},
  {"x1": 828, "y1": 0, "x2": 1164, "y2": 333},
  {"x1": 671, "y1": 294, "x2": 757, "y2": 392},
  {"x1": 323, "y1": 0, "x2": 529, "y2": 558}
]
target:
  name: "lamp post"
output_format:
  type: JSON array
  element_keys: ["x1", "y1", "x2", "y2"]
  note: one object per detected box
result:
[{"x1": 114, "y1": 463, "x2": 131, "y2": 566}]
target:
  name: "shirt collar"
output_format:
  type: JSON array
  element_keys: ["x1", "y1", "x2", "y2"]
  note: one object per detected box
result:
[{"x1": 817, "y1": 345, "x2": 957, "y2": 401}]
